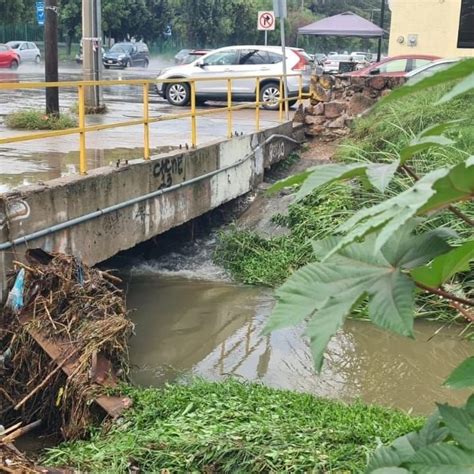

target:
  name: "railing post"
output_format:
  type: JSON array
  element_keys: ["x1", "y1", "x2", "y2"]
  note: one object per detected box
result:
[
  {"x1": 143, "y1": 82, "x2": 150, "y2": 160},
  {"x1": 227, "y1": 78, "x2": 232, "y2": 139},
  {"x1": 191, "y1": 80, "x2": 197, "y2": 148},
  {"x1": 279, "y1": 78, "x2": 283, "y2": 123},
  {"x1": 255, "y1": 77, "x2": 260, "y2": 132},
  {"x1": 78, "y1": 84, "x2": 87, "y2": 174}
]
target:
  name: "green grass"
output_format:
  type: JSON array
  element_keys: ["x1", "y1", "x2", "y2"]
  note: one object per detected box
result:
[
  {"x1": 215, "y1": 84, "x2": 474, "y2": 289},
  {"x1": 5, "y1": 109, "x2": 77, "y2": 130},
  {"x1": 42, "y1": 380, "x2": 422, "y2": 473}
]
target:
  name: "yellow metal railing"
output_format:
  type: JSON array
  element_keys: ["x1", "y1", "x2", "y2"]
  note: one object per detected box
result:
[{"x1": 0, "y1": 73, "x2": 310, "y2": 175}]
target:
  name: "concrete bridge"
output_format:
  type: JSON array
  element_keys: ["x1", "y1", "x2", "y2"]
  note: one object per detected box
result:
[{"x1": 0, "y1": 121, "x2": 303, "y2": 300}]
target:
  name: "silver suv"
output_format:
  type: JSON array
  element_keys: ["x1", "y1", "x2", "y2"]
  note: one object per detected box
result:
[{"x1": 156, "y1": 45, "x2": 311, "y2": 110}]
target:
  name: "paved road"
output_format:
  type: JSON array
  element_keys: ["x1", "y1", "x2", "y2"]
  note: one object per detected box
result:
[{"x1": 0, "y1": 60, "x2": 284, "y2": 192}]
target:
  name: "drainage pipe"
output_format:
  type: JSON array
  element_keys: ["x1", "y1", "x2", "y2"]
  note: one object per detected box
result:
[{"x1": 0, "y1": 134, "x2": 302, "y2": 251}]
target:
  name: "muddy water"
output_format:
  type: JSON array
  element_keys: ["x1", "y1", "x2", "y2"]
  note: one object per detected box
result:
[{"x1": 126, "y1": 265, "x2": 472, "y2": 415}]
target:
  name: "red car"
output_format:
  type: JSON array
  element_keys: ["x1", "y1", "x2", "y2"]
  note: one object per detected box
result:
[
  {"x1": 348, "y1": 54, "x2": 441, "y2": 77},
  {"x1": 0, "y1": 44, "x2": 20, "y2": 69}
]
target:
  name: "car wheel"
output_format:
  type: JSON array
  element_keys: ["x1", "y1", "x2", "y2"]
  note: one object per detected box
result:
[
  {"x1": 104, "y1": 65, "x2": 110, "y2": 69},
  {"x1": 260, "y1": 82, "x2": 281, "y2": 110},
  {"x1": 165, "y1": 82, "x2": 190, "y2": 106},
  {"x1": 288, "y1": 99, "x2": 297, "y2": 108},
  {"x1": 35, "y1": 55, "x2": 41, "y2": 64},
  {"x1": 143, "y1": 59, "x2": 149, "y2": 68},
  {"x1": 123, "y1": 59, "x2": 130, "y2": 69},
  {"x1": 10, "y1": 60, "x2": 19, "y2": 70}
]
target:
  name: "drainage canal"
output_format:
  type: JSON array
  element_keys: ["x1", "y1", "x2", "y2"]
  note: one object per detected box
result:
[{"x1": 118, "y1": 233, "x2": 472, "y2": 416}]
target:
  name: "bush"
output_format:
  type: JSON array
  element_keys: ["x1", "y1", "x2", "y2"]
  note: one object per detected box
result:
[{"x1": 5, "y1": 109, "x2": 77, "y2": 130}]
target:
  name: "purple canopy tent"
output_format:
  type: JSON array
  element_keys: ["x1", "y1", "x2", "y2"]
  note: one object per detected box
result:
[
  {"x1": 298, "y1": 11, "x2": 385, "y2": 61},
  {"x1": 298, "y1": 11, "x2": 384, "y2": 38}
]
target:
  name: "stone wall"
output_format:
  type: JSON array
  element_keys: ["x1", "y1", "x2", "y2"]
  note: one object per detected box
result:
[{"x1": 296, "y1": 73, "x2": 406, "y2": 139}]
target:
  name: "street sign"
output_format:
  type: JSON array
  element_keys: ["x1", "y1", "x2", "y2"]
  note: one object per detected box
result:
[
  {"x1": 258, "y1": 11, "x2": 275, "y2": 31},
  {"x1": 273, "y1": 0, "x2": 287, "y2": 18},
  {"x1": 36, "y1": 1, "x2": 45, "y2": 26}
]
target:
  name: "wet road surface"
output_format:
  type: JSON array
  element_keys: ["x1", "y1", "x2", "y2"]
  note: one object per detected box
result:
[{"x1": 0, "y1": 60, "x2": 282, "y2": 192}]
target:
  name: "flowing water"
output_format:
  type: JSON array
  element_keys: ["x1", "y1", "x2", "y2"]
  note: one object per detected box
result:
[{"x1": 124, "y1": 236, "x2": 473, "y2": 416}]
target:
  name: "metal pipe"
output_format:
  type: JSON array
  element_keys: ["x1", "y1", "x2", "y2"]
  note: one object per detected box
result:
[
  {"x1": 143, "y1": 82, "x2": 150, "y2": 160},
  {"x1": 0, "y1": 134, "x2": 302, "y2": 251},
  {"x1": 227, "y1": 79, "x2": 232, "y2": 139}
]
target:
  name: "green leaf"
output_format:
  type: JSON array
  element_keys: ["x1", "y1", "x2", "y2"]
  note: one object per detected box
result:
[
  {"x1": 381, "y1": 59, "x2": 474, "y2": 104},
  {"x1": 400, "y1": 136, "x2": 454, "y2": 165},
  {"x1": 366, "y1": 433, "x2": 420, "y2": 472},
  {"x1": 411, "y1": 241, "x2": 474, "y2": 288},
  {"x1": 438, "y1": 73, "x2": 474, "y2": 104},
  {"x1": 296, "y1": 163, "x2": 368, "y2": 200},
  {"x1": 371, "y1": 469, "x2": 410, "y2": 474},
  {"x1": 418, "y1": 120, "x2": 465, "y2": 138},
  {"x1": 366, "y1": 161, "x2": 400, "y2": 193},
  {"x1": 407, "y1": 444, "x2": 474, "y2": 473},
  {"x1": 266, "y1": 229, "x2": 443, "y2": 370},
  {"x1": 266, "y1": 169, "x2": 313, "y2": 195},
  {"x1": 418, "y1": 411, "x2": 449, "y2": 447},
  {"x1": 326, "y1": 157, "x2": 474, "y2": 257},
  {"x1": 437, "y1": 404, "x2": 474, "y2": 450},
  {"x1": 306, "y1": 289, "x2": 361, "y2": 372},
  {"x1": 444, "y1": 357, "x2": 474, "y2": 390}
]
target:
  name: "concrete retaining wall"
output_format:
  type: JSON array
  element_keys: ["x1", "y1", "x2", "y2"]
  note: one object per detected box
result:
[{"x1": 0, "y1": 121, "x2": 302, "y2": 300}]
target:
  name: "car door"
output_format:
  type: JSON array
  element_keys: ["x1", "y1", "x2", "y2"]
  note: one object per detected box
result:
[
  {"x1": 194, "y1": 49, "x2": 240, "y2": 98},
  {"x1": 19, "y1": 43, "x2": 30, "y2": 61},
  {"x1": 233, "y1": 49, "x2": 273, "y2": 97}
]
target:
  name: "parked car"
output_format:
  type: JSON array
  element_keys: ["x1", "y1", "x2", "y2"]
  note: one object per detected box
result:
[
  {"x1": 322, "y1": 54, "x2": 351, "y2": 73},
  {"x1": 102, "y1": 42, "x2": 150, "y2": 69},
  {"x1": 348, "y1": 54, "x2": 440, "y2": 77},
  {"x1": 156, "y1": 45, "x2": 312, "y2": 110},
  {"x1": 406, "y1": 58, "x2": 459, "y2": 82},
  {"x1": 6, "y1": 41, "x2": 41, "y2": 63},
  {"x1": 0, "y1": 44, "x2": 20, "y2": 69}
]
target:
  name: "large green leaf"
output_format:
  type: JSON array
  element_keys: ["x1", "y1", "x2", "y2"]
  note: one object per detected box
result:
[
  {"x1": 407, "y1": 444, "x2": 474, "y2": 473},
  {"x1": 296, "y1": 163, "x2": 369, "y2": 199},
  {"x1": 411, "y1": 241, "x2": 474, "y2": 288},
  {"x1": 366, "y1": 433, "x2": 420, "y2": 472},
  {"x1": 325, "y1": 157, "x2": 474, "y2": 257},
  {"x1": 266, "y1": 169, "x2": 313, "y2": 195},
  {"x1": 381, "y1": 59, "x2": 474, "y2": 104},
  {"x1": 439, "y1": 73, "x2": 474, "y2": 104},
  {"x1": 266, "y1": 226, "x2": 454, "y2": 370},
  {"x1": 444, "y1": 357, "x2": 474, "y2": 390},
  {"x1": 437, "y1": 404, "x2": 474, "y2": 450}
]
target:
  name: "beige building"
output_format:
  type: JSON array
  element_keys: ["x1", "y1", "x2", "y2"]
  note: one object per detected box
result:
[{"x1": 388, "y1": 0, "x2": 474, "y2": 57}]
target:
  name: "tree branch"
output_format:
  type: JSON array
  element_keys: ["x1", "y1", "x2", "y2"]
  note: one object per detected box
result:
[
  {"x1": 416, "y1": 281, "x2": 474, "y2": 307},
  {"x1": 400, "y1": 164, "x2": 474, "y2": 227},
  {"x1": 450, "y1": 301, "x2": 474, "y2": 323}
]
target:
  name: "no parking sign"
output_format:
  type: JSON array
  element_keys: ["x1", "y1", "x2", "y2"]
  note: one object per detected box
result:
[{"x1": 258, "y1": 11, "x2": 275, "y2": 31}]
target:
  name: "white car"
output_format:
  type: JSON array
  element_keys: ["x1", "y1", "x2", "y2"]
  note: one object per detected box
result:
[
  {"x1": 6, "y1": 41, "x2": 41, "y2": 63},
  {"x1": 406, "y1": 58, "x2": 459, "y2": 82},
  {"x1": 156, "y1": 45, "x2": 312, "y2": 110}
]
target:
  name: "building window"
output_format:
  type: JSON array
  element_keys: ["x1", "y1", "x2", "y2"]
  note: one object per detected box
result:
[{"x1": 458, "y1": 0, "x2": 474, "y2": 48}]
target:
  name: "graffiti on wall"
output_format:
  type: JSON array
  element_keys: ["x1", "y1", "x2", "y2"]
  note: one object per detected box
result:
[
  {"x1": 0, "y1": 198, "x2": 30, "y2": 230},
  {"x1": 153, "y1": 156, "x2": 185, "y2": 190},
  {"x1": 268, "y1": 141, "x2": 285, "y2": 163}
]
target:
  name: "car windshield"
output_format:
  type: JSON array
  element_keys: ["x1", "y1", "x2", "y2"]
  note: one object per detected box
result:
[
  {"x1": 7, "y1": 42, "x2": 21, "y2": 49},
  {"x1": 331, "y1": 55, "x2": 350, "y2": 61},
  {"x1": 110, "y1": 44, "x2": 132, "y2": 53}
]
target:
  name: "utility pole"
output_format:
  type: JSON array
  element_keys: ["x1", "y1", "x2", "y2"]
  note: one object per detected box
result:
[
  {"x1": 377, "y1": 0, "x2": 386, "y2": 62},
  {"x1": 44, "y1": 0, "x2": 59, "y2": 115},
  {"x1": 82, "y1": 0, "x2": 104, "y2": 111}
]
